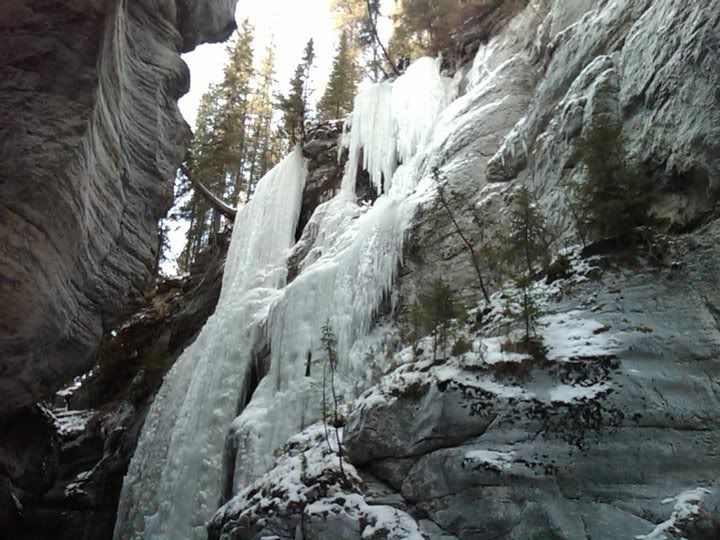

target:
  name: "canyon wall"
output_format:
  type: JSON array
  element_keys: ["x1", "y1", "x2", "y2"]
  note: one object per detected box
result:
[{"x1": 0, "y1": 0, "x2": 236, "y2": 413}]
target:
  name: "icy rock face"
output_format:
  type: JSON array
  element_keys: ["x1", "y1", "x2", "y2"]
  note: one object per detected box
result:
[
  {"x1": 207, "y1": 424, "x2": 425, "y2": 540},
  {"x1": 403, "y1": 0, "x2": 720, "y2": 305},
  {"x1": 213, "y1": 1, "x2": 720, "y2": 538},
  {"x1": 223, "y1": 56, "x2": 455, "y2": 503},
  {"x1": 345, "y1": 233, "x2": 720, "y2": 539},
  {"x1": 487, "y1": 0, "x2": 720, "y2": 227},
  {"x1": 0, "y1": 0, "x2": 237, "y2": 414},
  {"x1": 116, "y1": 56, "x2": 454, "y2": 539}
]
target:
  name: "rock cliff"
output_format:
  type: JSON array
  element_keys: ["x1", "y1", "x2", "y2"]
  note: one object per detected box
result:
[
  {"x1": 210, "y1": 0, "x2": 720, "y2": 538},
  {"x1": 2, "y1": 235, "x2": 229, "y2": 538},
  {"x1": 0, "y1": 0, "x2": 237, "y2": 414}
]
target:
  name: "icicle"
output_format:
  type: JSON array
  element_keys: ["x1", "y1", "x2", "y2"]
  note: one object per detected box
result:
[
  {"x1": 345, "y1": 57, "x2": 454, "y2": 194},
  {"x1": 344, "y1": 81, "x2": 395, "y2": 195},
  {"x1": 391, "y1": 57, "x2": 455, "y2": 167},
  {"x1": 225, "y1": 57, "x2": 455, "y2": 492}
]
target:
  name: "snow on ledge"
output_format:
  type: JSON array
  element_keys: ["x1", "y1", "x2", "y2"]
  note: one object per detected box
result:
[{"x1": 636, "y1": 487, "x2": 714, "y2": 540}]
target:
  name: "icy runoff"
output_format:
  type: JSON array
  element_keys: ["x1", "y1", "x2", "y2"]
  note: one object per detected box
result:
[{"x1": 114, "y1": 57, "x2": 456, "y2": 539}]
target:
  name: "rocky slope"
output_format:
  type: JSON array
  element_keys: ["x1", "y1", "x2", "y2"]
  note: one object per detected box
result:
[
  {"x1": 209, "y1": 235, "x2": 720, "y2": 540},
  {"x1": 210, "y1": 0, "x2": 720, "y2": 538},
  {"x1": 0, "y1": 0, "x2": 236, "y2": 414}
]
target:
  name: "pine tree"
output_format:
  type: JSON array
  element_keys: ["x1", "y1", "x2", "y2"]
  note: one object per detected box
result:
[
  {"x1": 332, "y1": 0, "x2": 394, "y2": 80},
  {"x1": 279, "y1": 39, "x2": 315, "y2": 149},
  {"x1": 245, "y1": 41, "x2": 279, "y2": 201},
  {"x1": 418, "y1": 277, "x2": 460, "y2": 361},
  {"x1": 320, "y1": 320, "x2": 345, "y2": 477},
  {"x1": 500, "y1": 186, "x2": 551, "y2": 349},
  {"x1": 568, "y1": 118, "x2": 652, "y2": 241},
  {"x1": 389, "y1": 0, "x2": 485, "y2": 59},
  {"x1": 180, "y1": 86, "x2": 227, "y2": 267},
  {"x1": 318, "y1": 31, "x2": 358, "y2": 120},
  {"x1": 507, "y1": 186, "x2": 551, "y2": 276},
  {"x1": 222, "y1": 19, "x2": 256, "y2": 205}
]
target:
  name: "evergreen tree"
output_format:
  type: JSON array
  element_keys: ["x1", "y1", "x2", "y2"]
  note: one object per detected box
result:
[
  {"x1": 170, "y1": 22, "x2": 285, "y2": 269},
  {"x1": 507, "y1": 186, "x2": 551, "y2": 276},
  {"x1": 179, "y1": 86, "x2": 227, "y2": 267},
  {"x1": 418, "y1": 277, "x2": 460, "y2": 361},
  {"x1": 569, "y1": 118, "x2": 652, "y2": 241},
  {"x1": 222, "y1": 19, "x2": 256, "y2": 205},
  {"x1": 499, "y1": 186, "x2": 551, "y2": 349},
  {"x1": 389, "y1": 0, "x2": 486, "y2": 59},
  {"x1": 332, "y1": 0, "x2": 393, "y2": 80},
  {"x1": 279, "y1": 39, "x2": 315, "y2": 149},
  {"x1": 245, "y1": 41, "x2": 280, "y2": 201},
  {"x1": 318, "y1": 31, "x2": 358, "y2": 120},
  {"x1": 320, "y1": 320, "x2": 345, "y2": 477}
]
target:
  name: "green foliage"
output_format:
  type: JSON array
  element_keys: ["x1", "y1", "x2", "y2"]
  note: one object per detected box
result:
[
  {"x1": 331, "y1": 0, "x2": 392, "y2": 81},
  {"x1": 504, "y1": 274, "x2": 542, "y2": 347},
  {"x1": 408, "y1": 277, "x2": 463, "y2": 360},
  {"x1": 568, "y1": 118, "x2": 652, "y2": 241},
  {"x1": 279, "y1": 39, "x2": 315, "y2": 149},
  {"x1": 451, "y1": 336, "x2": 472, "y2": 357},
  {"x1": 492, "y1": 185, "x2": 551, "y2": 346},
  {"x1": 319, "y1": 320, "x2": 345, "y2": 477},
  {"x1": 507, "y1": 186, "x2": 552, "y2": 275},
  {"x1": 174, "y1": 22, "x2": 293, "y2": 270},
  {"x1": 320, "y1": 319, "x2": 339, "y2": 371},
  {"x1": 389, "y1": 0, "x2": 489, "y2": 59},
  {"x1": 318, "y1": 31, "x2": 359, "y2": 120}
]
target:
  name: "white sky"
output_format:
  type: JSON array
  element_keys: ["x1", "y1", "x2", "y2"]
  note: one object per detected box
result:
[{"x1": 179, "y1": 0, "x2": 393, "y2": 129}]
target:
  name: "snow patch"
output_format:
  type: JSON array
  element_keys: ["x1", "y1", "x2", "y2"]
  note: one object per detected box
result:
[
  {"x1": 549, "y1": 383, "x2": 611, "y2": 403},
  {"x1": 464, "y1": 449, "x2": 515, "y2": 470},
  {"x1": 636, "y1": 487, "x2": 713, "y2": 540},
  {"x1": 542, "y1": 311, "x2": 619, "y2": 361}
]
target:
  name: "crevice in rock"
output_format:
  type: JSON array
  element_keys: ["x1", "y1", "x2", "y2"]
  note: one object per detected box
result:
[{"x1": 221, "y1": 340, "x2": 271, "y2": 505}]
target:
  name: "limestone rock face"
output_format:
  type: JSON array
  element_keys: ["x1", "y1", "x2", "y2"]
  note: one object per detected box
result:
[
  {"x1": 1, "y1": 236, "x2": 229, "y2": 538},
  {"x1": 343, "y1": 230, "x2": 720, "y2": 539},
  {"x1": 403, "y1": 0, "x2": 720, "y2": 307},
  {"x1": 0, "y1": 0, "x2": 237, "y2": 414}
]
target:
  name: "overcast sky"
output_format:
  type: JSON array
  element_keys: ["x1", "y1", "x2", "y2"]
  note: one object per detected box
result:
[{"x1": 179, "y1": 0, "x2": 393, "y2": 129}]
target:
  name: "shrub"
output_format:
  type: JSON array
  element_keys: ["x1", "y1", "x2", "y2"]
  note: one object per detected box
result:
[
  {"x1": 419, "y1": 277, "x2": 461, "y2": 360},
  {"x1": 451, "y1": 336, "x2": 472, "y2": 357}
]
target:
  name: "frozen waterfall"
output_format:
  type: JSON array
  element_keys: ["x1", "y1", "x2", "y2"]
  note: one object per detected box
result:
[
  {"x1": 113, "y1": 151, "x2": 307, "y2": 540},
  {"x1": 114, "y1": 56, "x2": 457, "y2": 539}
]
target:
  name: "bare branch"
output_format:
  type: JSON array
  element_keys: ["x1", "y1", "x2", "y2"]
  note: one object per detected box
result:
[
  {"x1": 432, "y1": 168, "x2": 491, "y2": 303},
  {"x1": 180, "y1": 164, "x2": 237, "y2": 221},
  {"x1": 366, "y1": 0, "x2": 401, "y2": 77}
]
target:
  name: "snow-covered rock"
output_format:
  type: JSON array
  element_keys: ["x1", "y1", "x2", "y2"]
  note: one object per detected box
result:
[
  {"x1": 345, "y1": 231, "x2": 720, "y2": 539},
  {"x1": 208, "y1": 424, "x2": 425, "y2": 540}
]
